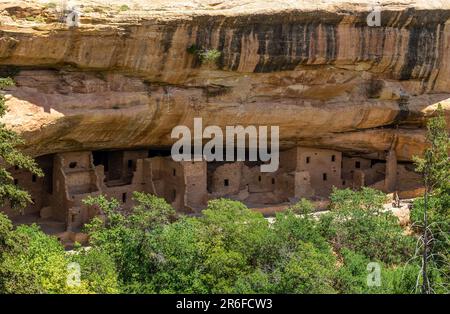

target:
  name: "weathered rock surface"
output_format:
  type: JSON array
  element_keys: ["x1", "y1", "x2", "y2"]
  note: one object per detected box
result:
[{"x1": 0, "y1": 0, "x2": 449, "y2": 160}]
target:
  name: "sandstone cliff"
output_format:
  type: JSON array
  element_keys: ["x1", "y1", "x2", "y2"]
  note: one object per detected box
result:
[{"x1": 0, "y1": 0, "x2": 449, "y2": 161}]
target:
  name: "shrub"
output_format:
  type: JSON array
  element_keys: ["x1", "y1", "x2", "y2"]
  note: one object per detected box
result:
[
  {"x1": 0, "y1": 222, "x2": 68, "y2": 293},
  {"x1": 411, "y1": 192, "x2": 449, "y2": 287},
  {"x1": 199, "y1": 49, "x2": 221, "y2": 66},
  {"x1": 274, "y1": 242, "x2": 337, "y2": 294},
  {"x1": 83, "y1": 193, "x2": 176, "y2": 290},
  {"x1": 321, "y1": 188, "x2": 415, "y2": 265},
  {"x1": 0, "y1": 77, "x2": 15, "y2": 89},
  {"x1": 70, "y1": 248, "x2": 120, "y2": 294},
  {"x1": 335, "y1": 248, "x2": 423, "y2": 294}
]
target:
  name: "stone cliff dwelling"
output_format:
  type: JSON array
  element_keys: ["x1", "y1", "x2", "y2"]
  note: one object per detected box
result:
[{"x1": 1, "y1": 146, "x2": 422, "y2": 233}]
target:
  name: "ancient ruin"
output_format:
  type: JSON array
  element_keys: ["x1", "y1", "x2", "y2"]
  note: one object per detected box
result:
[
  {"x1": 0, "y1": 0, "x2": 449, "y2": 234},
  {"x1": 2, "y1": 144, "x2": 422, "y2": 232}
]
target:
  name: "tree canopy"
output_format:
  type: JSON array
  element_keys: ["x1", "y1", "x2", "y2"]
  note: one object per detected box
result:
[{"x1": 0, "y1": 77, "x2": 43, "y2": 210}]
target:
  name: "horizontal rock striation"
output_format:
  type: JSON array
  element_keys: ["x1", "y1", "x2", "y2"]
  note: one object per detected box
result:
[{"x1": 0, "y1": 0, "x2": 449, "y2": 161}]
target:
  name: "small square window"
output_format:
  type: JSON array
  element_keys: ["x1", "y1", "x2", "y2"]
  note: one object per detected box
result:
[
  {"x1": 323, "y1": 173, "x2": 327, "y2": 181},
  {"x1": 271, "y1": 178, "x2": 275, "y2": 184},
  {"x1": 127, "y1": 160, "x2": 133, "y2": 169},
  {"x1": 69, "y1": 162, "x2": 77, "y2": 168},
  {"x1": 331, "y1": 155, "x2": 336, "y2": 162},
  {"x1": 32, "y1": 174, "x2": 37, "y2": 182},
  {"x1": 14, "y1": 179, "x2": 18, "y2": 185},
  {"x1": 355, "y1": 161, "x2": 361, "y2": 169},
  {"x1": 224, "y1": 179, "x2": 229, "y2": 187}
]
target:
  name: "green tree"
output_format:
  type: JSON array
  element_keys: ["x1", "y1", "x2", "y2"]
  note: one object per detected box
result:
[
  {"x1": 0, "y1": 77, "x2": 43, "y2": 209},
  {"x1": 274, "y1": 241, "x2": 337, "y2": 294},
  {"x1": 0, "y1": 213, "x2": 119, "y2": 294},
  {"x1": 335, "y1": 248, "x2": 426, "y2": 294},
  {"x1": 0, "y1": 214, "x2": 68, "y2": 293},
  {"x1": 80, "y1": 193, "x2": 431, "y2": 294},
  {"x1": 414, "y1": 104, "x2": 450, "y2": 194},
  {"x1": 412, "y1": 104, "x2": 449, "y2": 294},
  {"x1": 320, "y1": 187, "x2": 415, "y2": 265},
  {"x1": 83, "y1": 192, "x2": 176, "y2": 291},
  {"x1": 70, "y1": 247, "x2": 120, "y2": 294}
]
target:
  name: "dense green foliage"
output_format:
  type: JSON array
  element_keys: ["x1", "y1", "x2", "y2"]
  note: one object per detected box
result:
[
  {"x1": 0, "y1": 181, "x2": 447, "y2": 294},
  {"x1": 411, "y1": 104, "x2": 450, "y2": 293},
  {"x1": 0, "y1": 212, "x2": 118, "y2": 293},
  {"x1": 320, "y1": 187, "x2": 415, "y2": 265},
  {"x1": 0, "y1": 77, "x2": 43, "y2": 210},
  {"x1": 0, "y1": 188, "x2": 429, "y2": 294},
  {"x1": 413, "y1": 104, "x2": 449, "y2": 194}
]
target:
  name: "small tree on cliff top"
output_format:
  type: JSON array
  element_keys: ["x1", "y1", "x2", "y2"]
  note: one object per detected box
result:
[{"x1": 0, "y1": 77, "x2": 43, "y2": 209}]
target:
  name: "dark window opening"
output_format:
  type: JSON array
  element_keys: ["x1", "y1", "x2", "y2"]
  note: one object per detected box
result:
[
  {"x1": 271, "y1": 178, "x2": 275, "y2": 184},
  {"x1": 122, "y1": 193, "x2": 127, "y2": 203},
  {"x1": 173, "y1": 169, "x2": 176, "y2": 176},
  {"x1": 127, "y1": 160, "x2": 133, "y2": 169},
  {"x1": 331, "y1": 155, "x2": 336, "y2": 162},
  {"x1": 69, "y1": 162, "x2": 77, "y2": 169},
  {"x1": 224, "y1": 179, "x2": 229, "y2": 187},
  {"x1": 148, "y1": 148, "x2": 172, "y2": 158},
  {"x1": 355, "y1": 161, "x2": 361, "y2": 169},
  {"x1": 306, "y1": 156, "x2": 310, "y2": 164},
  {"x1": 323, "y1": 173, "x2": 327, "y2": 181},
  {"x1": 32, "y1": 174, "x2": 37, "y2": 182},
  {"x1": 342, "y1": 180, "x2": 346, "y2": 185},
  {"x1": 14, "y1": 179, "x2": 18, "y2": 185},
  {"x1": 14, "y1": 166, "x2": 19, "y2": 170},
  {"x1": 93, "y1": 151, "x2": 109, "y2": 171},
  {"x1": 258, "y1": 176, "x2": 261, "y2": 182}
]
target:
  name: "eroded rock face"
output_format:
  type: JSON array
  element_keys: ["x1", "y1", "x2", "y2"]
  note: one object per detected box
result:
[{"x1": 0, "y1": 0, "x2": 449, "y2": 161}]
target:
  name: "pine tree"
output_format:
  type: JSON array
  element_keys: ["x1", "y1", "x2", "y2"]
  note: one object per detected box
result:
[
  {"x1": 413, "y1": 104, "x2": 449, "y2": 294},
  {"x1": 0, "y1": 77, "x2": 43, "y2": 210}
]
